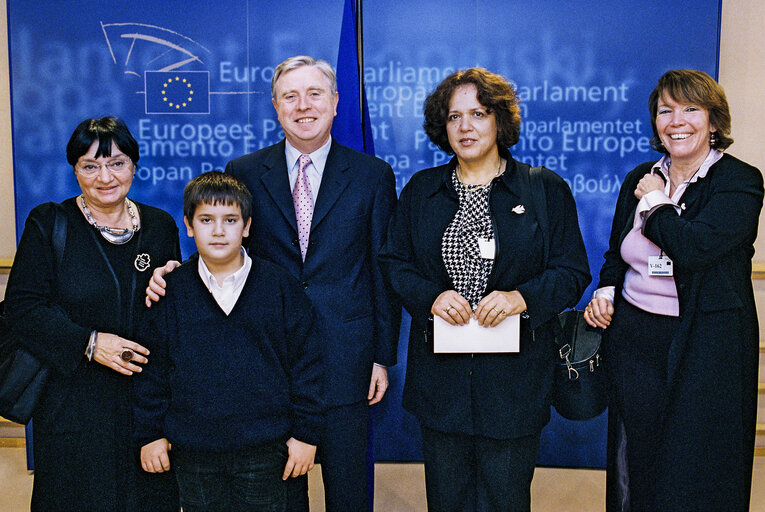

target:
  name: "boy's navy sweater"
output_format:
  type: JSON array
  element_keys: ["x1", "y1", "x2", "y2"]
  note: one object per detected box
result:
[{"x1": 133, "y1": 255, "x2": 324, "y2": 451}]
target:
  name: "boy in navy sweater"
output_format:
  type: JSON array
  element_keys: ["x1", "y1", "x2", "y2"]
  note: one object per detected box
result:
[{"x1": 133, "y1": 171, "x2": 323, "y2": 511}]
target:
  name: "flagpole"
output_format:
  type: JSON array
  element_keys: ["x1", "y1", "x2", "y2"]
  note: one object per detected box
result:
[{"x1": 355, "y1": 0, "x2": 367, "y2": 147}]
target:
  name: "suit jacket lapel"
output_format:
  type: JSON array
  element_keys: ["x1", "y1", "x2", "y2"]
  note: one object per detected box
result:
[
  {"x1": 311, "y1": 141, "x2": 352, "y2": 232},
  {"x1": 259, "y1": 141, "x2": 298, "y2": 233}
]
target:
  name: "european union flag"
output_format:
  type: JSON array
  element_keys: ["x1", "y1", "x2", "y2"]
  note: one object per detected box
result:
[
  {"x1": 145, "y1": 71, "x2": 210, "y2": 114},
  {"x1": 332, "y1": 0, "x2": 374, "y2": 155}
]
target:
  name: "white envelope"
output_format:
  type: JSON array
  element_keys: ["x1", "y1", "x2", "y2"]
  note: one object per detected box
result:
[{"x1": 433, "y1": 314, "x2": 520, "y2": 353}]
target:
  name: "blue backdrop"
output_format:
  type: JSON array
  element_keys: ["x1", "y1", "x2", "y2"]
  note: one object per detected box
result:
[{"x1": 7, "y1": 0, "x2": 721, "y2": 467}]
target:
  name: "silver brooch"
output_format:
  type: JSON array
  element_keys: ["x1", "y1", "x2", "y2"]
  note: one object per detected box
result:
[
  {"x1": 134, "y1": 253, "x2": 151, "y2": 272},
  {"x1": 512, "y1": 205, "x2": 526, "y2": 214}
]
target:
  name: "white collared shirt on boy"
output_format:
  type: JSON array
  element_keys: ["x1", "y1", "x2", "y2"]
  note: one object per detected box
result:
[{"x1": 197, "y1": 247, "x2": 252, "y2": 315}]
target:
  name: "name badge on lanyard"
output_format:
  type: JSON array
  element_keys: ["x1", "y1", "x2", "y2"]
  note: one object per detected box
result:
[
  {"x1": 648, "y1": 252, "x2": 673, "y2": 276},
  {"x1": 477, "y1": 237, "x2": 495, "y2": 260}
]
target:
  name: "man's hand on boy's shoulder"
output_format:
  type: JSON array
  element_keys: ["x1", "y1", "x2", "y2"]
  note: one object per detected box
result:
[
  {"x1": 282, "y1": 437, "x2": 317, "y2": 480},
  {"x1": 145, "y1": 260, "x2": 181, "y2": 307},
  {"x1": 141, "y1": 438, "x2": 172, "y2": 473}
]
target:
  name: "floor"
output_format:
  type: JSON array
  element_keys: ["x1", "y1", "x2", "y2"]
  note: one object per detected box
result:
[{"x1": 1, "y1": 449, "x2": 764, "y2": 511}]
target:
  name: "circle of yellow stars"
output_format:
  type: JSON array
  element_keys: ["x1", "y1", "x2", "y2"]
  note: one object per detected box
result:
[{"x1": 161, "y1": 77, "x2": 194, "y2": 109}]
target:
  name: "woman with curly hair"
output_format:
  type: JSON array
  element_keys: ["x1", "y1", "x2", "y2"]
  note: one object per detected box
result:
[{"x1": 381, "y1": 68, "x2": 590, "y2": 512}]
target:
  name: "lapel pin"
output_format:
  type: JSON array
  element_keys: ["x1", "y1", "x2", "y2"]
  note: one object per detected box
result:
[
  {"x1": 134, "y1": 253, "x2": 151, "y2": 272},
  {"x1": 512, "y1": 205, "x2": 525, "y2": 214}
]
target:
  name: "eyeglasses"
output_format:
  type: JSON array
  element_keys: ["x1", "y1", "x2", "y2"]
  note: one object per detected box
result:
[{"x1": 75, "y1": 159, "x2": 133, "y2": 177}]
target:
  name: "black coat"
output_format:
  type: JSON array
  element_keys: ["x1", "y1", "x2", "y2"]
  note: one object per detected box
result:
[
  {"x1": 380, "y1": 152, "x2": 591, "y2": 439},
  {"x1": 598, "y1": 153, "x2": 763, "y2": 511},
  {"x1": 4, "y1": 198, "x2": 181, "y2": 512}
]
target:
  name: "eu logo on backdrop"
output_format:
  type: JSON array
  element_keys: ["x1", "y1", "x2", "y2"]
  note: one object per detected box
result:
[{"x1": 145, "y1": 71, "x2": 210, "y2": 114}]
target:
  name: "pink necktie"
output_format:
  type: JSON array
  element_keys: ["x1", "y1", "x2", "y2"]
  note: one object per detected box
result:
[{"x1": 293, "y1": 154, "x2": 314, "y2": 260}]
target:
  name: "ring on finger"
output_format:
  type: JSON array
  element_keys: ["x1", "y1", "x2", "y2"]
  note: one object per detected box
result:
[
  {"x1": 445, "y1": 306, "x2": 455, "y2": 315},
  {"x1": 120, "y1": 349, "x2": 135, "y2": 362}
]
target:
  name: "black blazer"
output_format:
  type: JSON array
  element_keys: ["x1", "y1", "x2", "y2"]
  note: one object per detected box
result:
[
  {"x1": 380, "y1": 151, "x2": 590, "y2": 438},
  {"x1": 598, "y1": 153, "x2": 763, "y2": 510},
  {"x1": 226, "y1": 139, "x2": 400, "y2": 406}
]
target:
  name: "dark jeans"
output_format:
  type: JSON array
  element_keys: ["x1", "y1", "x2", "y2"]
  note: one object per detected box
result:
[
  {"x1": 173, "y1": 440, "x2": 308, "y2": 512},
  {"x1": 420, "y1": 425, "x2": 540, "y2": 512}
]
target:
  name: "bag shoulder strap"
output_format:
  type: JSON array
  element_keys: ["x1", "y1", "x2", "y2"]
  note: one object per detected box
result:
[
  {"x1": 51, "y1": 203, "x2": 67, "y2": 269},
  {"x1": 528, "y1": 166, "x2": 549, "y2": 267},
  {"x1": 527, "y1": 166, "x2": 568, "y2": 344},
  {"x1": 1, "y1": 203, "x2": 67, "y2": 312}
]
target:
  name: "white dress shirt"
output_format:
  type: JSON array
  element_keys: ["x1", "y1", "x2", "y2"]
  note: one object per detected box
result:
[{"x1": 197, "y1": 247, "x2": 252, "y2": 315}]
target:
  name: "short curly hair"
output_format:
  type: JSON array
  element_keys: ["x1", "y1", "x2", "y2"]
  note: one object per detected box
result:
[
  {"x1": 423, "y1": 68, "x2": 521, "y2": 154},
  {"x1": 648, "y1": 69, "x2": 733, "y2": 154}
]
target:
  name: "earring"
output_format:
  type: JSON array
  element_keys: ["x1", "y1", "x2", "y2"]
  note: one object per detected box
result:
[{"x1": 709, "y1": 132, "x2": 717, "y2": 146}]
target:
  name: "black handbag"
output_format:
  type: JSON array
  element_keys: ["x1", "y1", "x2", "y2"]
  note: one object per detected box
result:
[
  {"x1": 0, "y1": 203, "x2": 66, "y2": 424},
  {"x1": 0, "y1": 303, "x2": 50, "y2": 424},
  {"x1": 551, "y1": 310, "x2": 606, "y2": 420},
  {"x1": 527, "y1": 166, "x2": 607, "y2": 421}
]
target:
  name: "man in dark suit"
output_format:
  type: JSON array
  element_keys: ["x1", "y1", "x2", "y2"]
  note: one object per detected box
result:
[{"x1": 148, "y1": 55, "x2": 399, "y2": 511}]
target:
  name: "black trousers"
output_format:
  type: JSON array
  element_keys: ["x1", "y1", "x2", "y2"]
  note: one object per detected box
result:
[
  {"x1": 605, "y1": 299, "x2": 680, "y2": 512},
  {"x1": 420, "y1": 424, "x2": 540, "y2": 512},
  {"x1": 317, "y1": 400, "x2": 369, "y2": 512}
]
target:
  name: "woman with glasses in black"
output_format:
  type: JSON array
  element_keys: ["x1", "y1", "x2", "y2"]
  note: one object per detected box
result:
[{"x1": 4, "y1": 117, "x2": 180, "y2": 511}]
